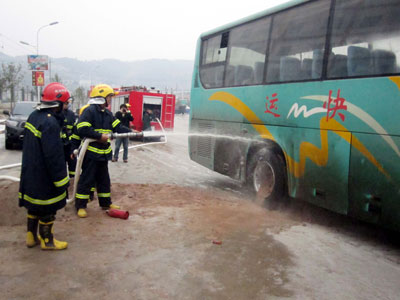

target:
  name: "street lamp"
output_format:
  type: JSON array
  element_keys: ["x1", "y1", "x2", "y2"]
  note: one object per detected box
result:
[
  {"x1": 19, "y1": 40, "x2": 37, "y2": 52},
  {"x1": 37, "y1": 21, "x2": 59, "y2": 55},
  {"x1": 32, "y1": 21, "x2": 59, "y2": 101}
]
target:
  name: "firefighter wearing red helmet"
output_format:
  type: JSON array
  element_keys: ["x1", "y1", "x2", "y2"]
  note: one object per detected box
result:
[
  {"x1": 19, "y1": 82, "x2": 70, "y2": 250},
  {"x1": 75, "y1": 84, "x2": 132, "y2": 218}
]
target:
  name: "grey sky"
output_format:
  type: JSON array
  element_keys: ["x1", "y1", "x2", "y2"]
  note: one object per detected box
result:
[{"x1": 0, "y1": 0, "x2": 289, "y2": 61}]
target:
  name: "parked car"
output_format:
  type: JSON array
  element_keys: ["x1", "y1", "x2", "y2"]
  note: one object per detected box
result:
[{"x1": 3, "y1": 102, "x2": 37, "y2": 149}]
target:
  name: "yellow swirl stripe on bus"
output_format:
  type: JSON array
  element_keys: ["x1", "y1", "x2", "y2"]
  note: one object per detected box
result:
[
  {"x1": 209, "y1": 92, "x2": 275, "y2": 141},
  {"x1": 287, "y1": 117, "x2": 390, "y2": 179},
  {"x1": 209, "y1": 91, "x2": 390, "y2": 180},
  {"x1": 389, "y1": 77, "x2": 400, "y2": 91}
]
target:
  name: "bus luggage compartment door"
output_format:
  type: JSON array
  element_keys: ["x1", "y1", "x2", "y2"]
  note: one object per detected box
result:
[{"x1": 348, "y1": 133, "x2": 400, "y2": 230}]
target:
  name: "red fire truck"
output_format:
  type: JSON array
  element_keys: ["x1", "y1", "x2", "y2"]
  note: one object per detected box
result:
[{"x1": 110, "y1": 86, "x2": 176, "y2": 132}]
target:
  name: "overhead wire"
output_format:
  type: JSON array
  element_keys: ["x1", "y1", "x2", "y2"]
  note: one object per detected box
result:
[{"x1": 0, "y1": 32, "x2": 32, "y2": 55}]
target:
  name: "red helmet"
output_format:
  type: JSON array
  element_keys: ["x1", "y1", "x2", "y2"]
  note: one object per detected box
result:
[{"x1": 41, "y1": 82, "x2": 71, "y2": 107}]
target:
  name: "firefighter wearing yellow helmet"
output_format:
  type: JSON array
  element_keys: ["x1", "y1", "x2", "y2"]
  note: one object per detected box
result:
[{"x1": 74, "y1": 84, "x2": 131, "y2": 218}]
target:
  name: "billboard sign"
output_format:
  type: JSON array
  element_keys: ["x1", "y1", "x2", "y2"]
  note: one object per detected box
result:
[
  {"x1": 27, "y1": 55, "x2": 48, "y2": 70},
  {"x1": 32, "y1": 71, "x2": 45, "y2": 86}
]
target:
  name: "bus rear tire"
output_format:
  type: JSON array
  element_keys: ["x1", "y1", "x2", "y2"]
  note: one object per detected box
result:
[{"x1": 247, "y1": 148, "x2": 286, "y2": 209}]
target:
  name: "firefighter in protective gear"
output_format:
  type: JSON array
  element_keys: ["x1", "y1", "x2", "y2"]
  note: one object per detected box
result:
[
  {"x1": 75, "y1": 84, "x2": 131, "y2": 218},
  {"x1": 70, "y1": 104, "x2": 95, "y2": 201},
  {"x1": 19, "y1": 82, "x2": 70, "y2": 250}
]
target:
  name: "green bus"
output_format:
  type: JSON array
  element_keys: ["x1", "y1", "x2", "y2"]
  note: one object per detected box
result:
[{"x1": 189, "y1": 0, "x2": 400, "y2": 230}]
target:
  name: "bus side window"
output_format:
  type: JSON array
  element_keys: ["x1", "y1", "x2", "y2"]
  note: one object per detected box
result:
[
  {"x1": 224, "y1": 16, "x2": 270, "y2": 87},
  {"x1": 214, "y1": 66, "x2": 225, "y2": 87},
  {"x1": 199, "y1": 34, "x2": 228, "y2": 88},
  {"x1": 329, "y1": 0, "x2": 400, "y2": 78},
  {"x1": 254, "y1": 62, "x2": 265, "y2": 84},
  {"x1": 301, "y1": 58, "x2": 313, "y2": 80},
  {"x1": 234, "y1": 65, "x2": 254, "y2": 86},
  {"x1": 372, "y1": 49, "x2": 396, "y2": 75},
  {"x1": 224, "y1": 65, "x2": 236, "y2": 86},
  {"x1": 347, "y1": 46, "x2": 372, "y2": 77},
  {"x1": 266, "y1": 59, "x2": 281, "y2": 83},
  {"x1": 312, "y1": 49, "x2": 324, "y2": 79},
  {"x1": 280, "y1": 57, "x2": 301, "y2": 82},
  {"x1": 266, "y1": 0, "x2": 330, "y2": 83},
  {"x1": 328, "y1": 54, "x2": 348, "y2": 78}
]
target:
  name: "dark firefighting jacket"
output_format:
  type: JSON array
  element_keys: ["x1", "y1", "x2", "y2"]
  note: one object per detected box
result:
[
  {"x1": 70, "y1": 120, "x2": 81, "y2": 153},
  {"x1": 77, "y1": 104, "x2": 131, "y2": 161},
  {"x1": 19, "y1": 109, "x2": 69, "y2": 214},
  {"x1": 62, "y1": 108, "x2": 76, "y2": 156},
  {"x1": 62, "y1": 109, "x2": 76, "y2": 144}
]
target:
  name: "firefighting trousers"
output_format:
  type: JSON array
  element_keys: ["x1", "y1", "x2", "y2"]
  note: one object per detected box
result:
[
  {"x1": 75, "y1": 156, "x2": 111, "y2": 209},
  {"x1": 27, "y1": 210, "x2": 56, "y2": 222},
  {"x1": 67, "y1": 156, "x2": 77, "y2": 178},
  {"x1": 64, "y1": 145, "x2": 77, "y2": 178}
]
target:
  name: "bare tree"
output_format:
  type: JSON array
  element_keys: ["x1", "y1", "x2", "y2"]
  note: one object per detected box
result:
[
  {"x1": 0, "y1": 63, "x2": 23, "y2": 109},
  {"x1": 73, "y1": 86, "x2": 87, "y2": 112},
  {"x1": 51, "y1": 73, "x2": 62, "y2": 83},
  {"x1": 0, "y1": 75, "x2": 5, "y2": 102}
]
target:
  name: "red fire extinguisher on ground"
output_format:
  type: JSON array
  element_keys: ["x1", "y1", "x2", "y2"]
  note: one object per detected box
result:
[{"x1": 106, "y1": 209, "x2": 129, "y2": 220}]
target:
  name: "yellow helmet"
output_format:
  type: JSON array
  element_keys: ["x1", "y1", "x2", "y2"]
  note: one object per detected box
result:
[{"x1": 90, "y1": 84, "x2": 119, "y2": 99}]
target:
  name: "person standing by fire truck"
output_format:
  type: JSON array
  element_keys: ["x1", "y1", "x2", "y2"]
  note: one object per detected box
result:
[
  {"x1": 75, "y1": 84, "x2": 132, "y2": 218},
  {"x1": 112, "y1": 103, "x2": 133, "y2": 163},
  {"x1": 19, "y1": 82, "x2": 70, "y2": 250}
]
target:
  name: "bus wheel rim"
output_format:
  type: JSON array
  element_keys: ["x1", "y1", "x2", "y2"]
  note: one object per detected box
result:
[{"x1": 253, "y1": 160, "x2": 275, "y2": 198}]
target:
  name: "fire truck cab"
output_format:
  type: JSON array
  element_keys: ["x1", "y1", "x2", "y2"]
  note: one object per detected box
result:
[{"x1": 110, "y1": 86, "x2": 175, "y2": 132}]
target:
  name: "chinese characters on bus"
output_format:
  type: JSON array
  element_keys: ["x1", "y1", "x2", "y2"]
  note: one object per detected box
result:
[
  {"x1": 266, "y1": 89, "x2": 347, "y2": 121},
  {"x1": 323, "y1": 89, "x2": 347, "y2": 121},
  {"x1": 264, "y1": 93, "x2": 280, "y2": 117}
]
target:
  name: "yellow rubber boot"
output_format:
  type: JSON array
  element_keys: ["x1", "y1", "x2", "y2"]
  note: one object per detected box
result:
[
  {"x1": 38, "y1": 221, "x2": 68, "y2": 250},
  {"x1": 77, "y1": 208, "x2": 88, "y2": 218},
  {"x1": 26, "y1": 214, "x2": 39, "y2": 248},
  {"x1": 109, "y1": 204, "x2": 120, "y2": 209}
]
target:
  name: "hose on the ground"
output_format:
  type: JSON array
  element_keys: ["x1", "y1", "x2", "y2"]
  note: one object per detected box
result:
[{"x1": 0, "y1": 175, "x2": 20, "y2": 182}]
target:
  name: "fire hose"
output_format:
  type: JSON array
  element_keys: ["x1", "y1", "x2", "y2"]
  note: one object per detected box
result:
[
  {"x1": 67, "y1": 118, "x2": 167, "y2": 204},
  {"x1": 0, "y1": 163, "x2": 22, "y2": 182}
]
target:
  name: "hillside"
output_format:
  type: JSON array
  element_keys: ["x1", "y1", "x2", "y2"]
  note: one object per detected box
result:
[{"x1": 0, "y1": 52, "x2": 194, "y2": 92}]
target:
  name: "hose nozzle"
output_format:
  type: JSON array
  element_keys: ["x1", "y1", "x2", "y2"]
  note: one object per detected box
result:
[{"x1": 110, "y1": 132, "x2": 144, "y2": 139}]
